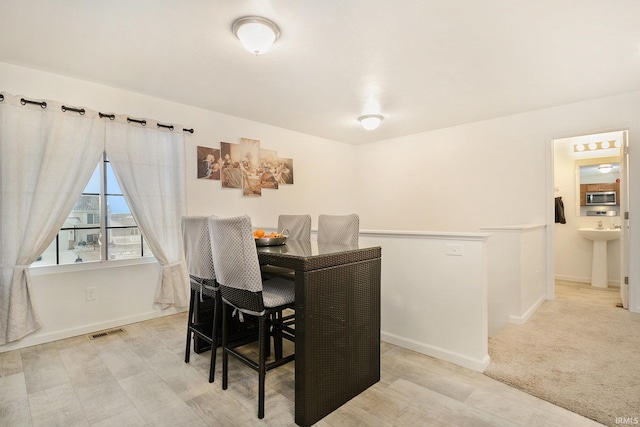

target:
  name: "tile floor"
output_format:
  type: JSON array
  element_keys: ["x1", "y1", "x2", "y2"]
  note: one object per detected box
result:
[{"x1": 1, "y1": 308, "x2": 604, "y2": 426}]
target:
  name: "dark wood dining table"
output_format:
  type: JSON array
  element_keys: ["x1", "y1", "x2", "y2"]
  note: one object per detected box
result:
[{"x1": 257, "y1": 240, "x2": 382, "y2": 427}]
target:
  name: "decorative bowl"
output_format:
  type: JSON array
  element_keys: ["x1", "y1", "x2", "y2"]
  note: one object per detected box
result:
[
  {"x1": 257, "y1": 243, "x2": 290, "y2": 253},
  {"x1": 255, "y1": 236, "x2": 288, "y2": 247},
  {"x1": 254, "y1": 228, "x2": 289, "y2": 247}
]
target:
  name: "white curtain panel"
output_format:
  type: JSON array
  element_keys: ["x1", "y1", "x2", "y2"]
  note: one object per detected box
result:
[
  {"x1": 106, "y1": 119, "x2": 189, "y2": 308},
  {"x1": 0, "y1": 93, "x2": 104, "y2": 344}
]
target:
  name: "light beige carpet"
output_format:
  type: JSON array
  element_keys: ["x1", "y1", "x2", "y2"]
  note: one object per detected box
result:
[{"x1": 485, "y1": 292, "x2": 640, "y2": 427}]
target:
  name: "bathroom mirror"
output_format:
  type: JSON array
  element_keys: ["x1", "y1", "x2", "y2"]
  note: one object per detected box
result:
[{"x1": 575, "y1": 156, "x2": 620, "y2": 217}]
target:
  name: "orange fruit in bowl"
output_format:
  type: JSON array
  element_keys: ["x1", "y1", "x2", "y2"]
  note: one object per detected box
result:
[{"x1": 254, "y1": 229, "x2": 265, "y2": 238}]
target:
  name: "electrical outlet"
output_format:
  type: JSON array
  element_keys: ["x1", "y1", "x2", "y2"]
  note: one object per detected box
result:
[
  {"x1": 86, "y1": 287, "x2": 96, "y2": 301},
  {"x1": 445, "y1": 244, "x2": 464, "y2": 256}
]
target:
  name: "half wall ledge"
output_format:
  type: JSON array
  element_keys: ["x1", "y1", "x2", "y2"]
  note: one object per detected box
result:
[{"x1": 359, "y1": 229, "x2": 491, "y2": 372}]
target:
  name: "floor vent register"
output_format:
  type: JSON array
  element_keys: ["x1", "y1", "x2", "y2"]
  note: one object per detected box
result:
[{"x1": 90, "y1": 328, "x2": 126, "y2": 339}]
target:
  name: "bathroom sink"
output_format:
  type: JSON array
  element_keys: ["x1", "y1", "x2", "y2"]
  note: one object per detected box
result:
[
  {"x1": 578, "y1": 228, "x2": 620, "y2": 241},
  {"x1": 579, "y1": 228, "x2": 620, "y2": 288}
]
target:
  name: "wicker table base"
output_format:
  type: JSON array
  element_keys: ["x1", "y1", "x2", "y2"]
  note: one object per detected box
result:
[{"x1": 258, "y1": 243, "x2": 381, "y2": 427}]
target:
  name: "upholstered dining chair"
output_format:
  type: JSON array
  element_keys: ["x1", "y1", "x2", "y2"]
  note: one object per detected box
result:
[
  {"x1": 278, "y1": 214, "x2": 311, "y2": 241},
  {"x1": 261, "y1": 214, "x2": 311, "y2": 280},
  {"x1": 182, "y1": 216, "x2": 220, "y2": 383},
  {"x1": 272, "y1": 214, "x2": 310, "y2": 318},
  {"x1": 208, "y1": 215, "x2": 296, "y2": 419},
  {"x1": 317, "y1": 213, "x2": 360, "y2": 245}
]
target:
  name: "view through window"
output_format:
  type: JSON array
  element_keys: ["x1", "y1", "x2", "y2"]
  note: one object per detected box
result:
[{"x1": 32, "y1": 154, "x2": 152, "y2": 266}]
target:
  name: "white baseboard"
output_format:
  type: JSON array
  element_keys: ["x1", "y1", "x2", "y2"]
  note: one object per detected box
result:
[
  {"x1": 508, "y1": 295, "x2": 546, "y2": 325},
  {"x1": 0, "y1": 308, "x2": 186, "y2": 353},
  {"x1": 554, "y1": 274, "x2": 591, "y2": 284},
  {"x1": 381, "y1": 331, "x2": 490, "y2": 373},
  {"x1": 554, "y1": 274, "x2": 621, "y2": 287}
]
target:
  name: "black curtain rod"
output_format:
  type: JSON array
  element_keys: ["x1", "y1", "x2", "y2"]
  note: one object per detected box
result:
[
  {"x1": 124, "y1": 117, "x2": 194, "y2": 134},
  {"x1": 156, "y1": 123, "x2": 194, "y2": 133},
  {"x1": 21, "y1": 98, "x2": 47, "y2": 109},
  {"x1": 127, "y1": 117, "x2": 147, "y2": 126},
  {"x1": 62, "y1": 105, "x2": 85, "y2": 115},
  {"x1": 13, "y1": 96, "x2": 194, "y2": 133}
]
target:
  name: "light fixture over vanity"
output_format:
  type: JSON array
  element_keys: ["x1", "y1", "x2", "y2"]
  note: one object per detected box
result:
[{"x1": 573, "y1": 139, "x2": 621, "y2": 153}]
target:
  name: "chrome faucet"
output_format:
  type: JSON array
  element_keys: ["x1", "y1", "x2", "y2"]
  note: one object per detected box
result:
[{"x1": 597, "y1": 220, "x2": 603, "y2": 230}]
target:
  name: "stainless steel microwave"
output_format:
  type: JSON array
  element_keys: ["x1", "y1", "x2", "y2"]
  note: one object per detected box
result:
[{"x1": 586, "y1": 191, "x2": 616, "y2": 205}]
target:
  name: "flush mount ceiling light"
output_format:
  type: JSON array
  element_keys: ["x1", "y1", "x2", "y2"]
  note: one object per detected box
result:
[
  {"x1": 232, "y1": 16, "x2": 280, "y2": 55},
  {"x1": 598, "y1": 164, "x2": 613, "y2": 173},
  {"x1": 358, "y1": 114, "x2": 384, "y2": 130}
]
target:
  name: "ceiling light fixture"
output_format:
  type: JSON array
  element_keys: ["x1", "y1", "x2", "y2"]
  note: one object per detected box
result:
[
  {"x1": 358, "y1": 114, "x2": 384, "y2": 130},
  {"x1": 598, "y1": 164, "x2": 613, "y2": 173},
  {"x1": 232, "y1": 16, "x2": 280, "y2": 55}
]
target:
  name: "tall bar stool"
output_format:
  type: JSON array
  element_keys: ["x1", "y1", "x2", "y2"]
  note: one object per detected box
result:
[
  {"x1": 317, "y1": 213, "x2": 359, "y2": 245},
  {"x1": 271, "y1": 214, "x2": 309, "y2": 327},
  {"x1": 261, "y1": 214, "x2": 311, "y2": 280},
  {"x1": 317, "y1": 214, "x2": 359, "y2": 320},
  {"x1": 261, "y1": 215, "x2": 309, "y2": 355},
  {"x1": 182, "y1": 216, "x2": 220, "y2": 383},
  {"x1": 278, "y1": 214, "x2": 311, "y2": 241},
  {"x1": 208, "y1": 215, "x2": 295, "y2": 419}
]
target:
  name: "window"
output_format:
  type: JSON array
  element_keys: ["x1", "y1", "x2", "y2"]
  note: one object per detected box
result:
[
  {"x1": 32, "y1": 154, "x2": 152, "y2": 266},
  {"x1": 86, "y1": 213, "x2": 100, "y2": 224}
]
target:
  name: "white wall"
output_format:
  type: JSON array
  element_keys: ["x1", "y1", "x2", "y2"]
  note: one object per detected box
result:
[
  {"x1": 360, "y1": 230, "x2": 490, "y2": 372},
  {"x1": 481, "y1": 225, "x2": 547, "y2": 337},
  {"x1": 0, "y1": 62, "x2": 359, "y2": 227},
  {"x1": 354, "y1": 91, "x2": 640, "y2": 313},
  {"x1": 354, "y1": 114, "x2": 547, "y2": 231},
  {"x1": 0, "y1": 261, "x2": 169, "y2": 353}
]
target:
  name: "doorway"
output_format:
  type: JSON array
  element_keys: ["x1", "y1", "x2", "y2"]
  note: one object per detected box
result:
[{"x1": 550, "y1": 130, "x2": 630, "y2": 308}]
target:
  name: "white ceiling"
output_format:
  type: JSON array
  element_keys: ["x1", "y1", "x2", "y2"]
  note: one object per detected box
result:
[{"x1": 2, "y1": 0, "x2": 640, "y2": 144}]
